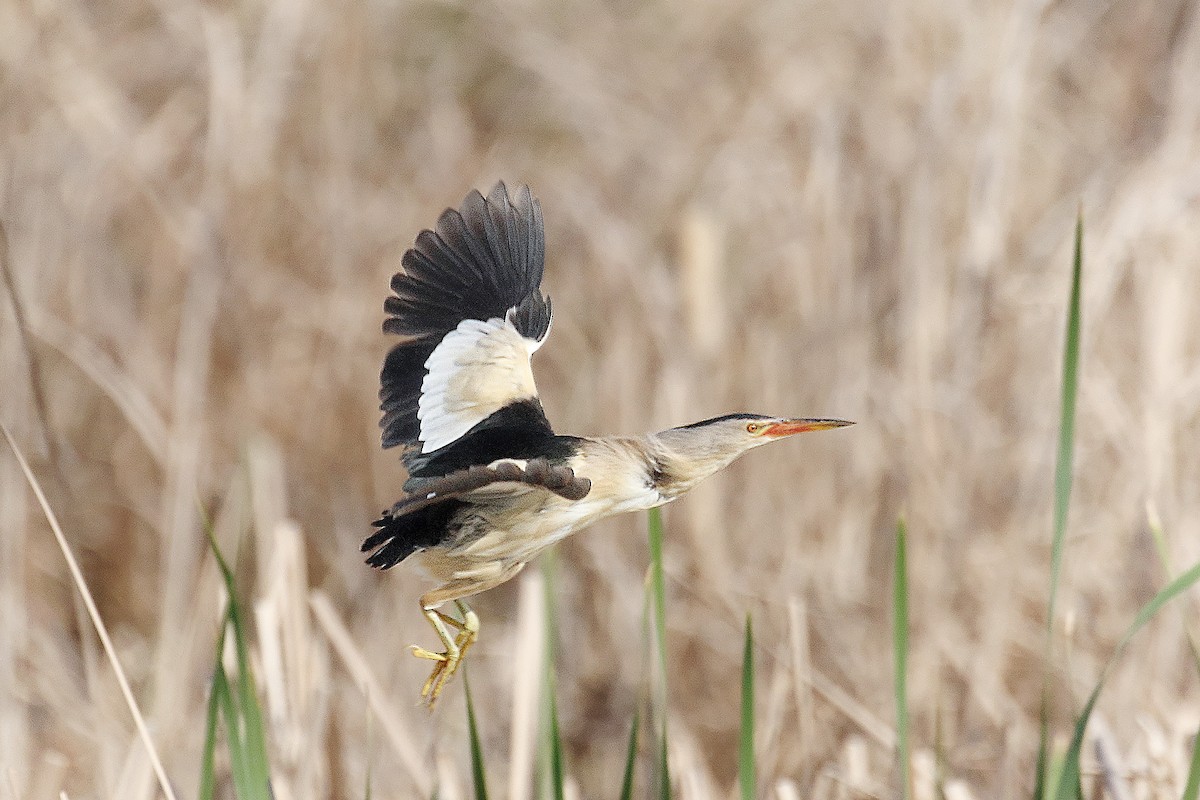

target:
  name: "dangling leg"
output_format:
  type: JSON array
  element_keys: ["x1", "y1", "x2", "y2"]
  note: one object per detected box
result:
[
  {"x1": 409, "y1": 563, "x2": 526, "y2": 708},
  {"x1": 450, "y1": 600, "x2": 479, "y2": 664}
]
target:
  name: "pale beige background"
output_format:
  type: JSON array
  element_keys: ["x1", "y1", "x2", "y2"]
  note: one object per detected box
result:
[{"x1": 2, "y1": 0, "x2": 1199, "y2": 797}]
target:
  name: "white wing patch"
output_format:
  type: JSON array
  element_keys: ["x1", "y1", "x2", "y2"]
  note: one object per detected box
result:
[{"x1": 417, "y1": 314, "x2": 543, "y2": 452}]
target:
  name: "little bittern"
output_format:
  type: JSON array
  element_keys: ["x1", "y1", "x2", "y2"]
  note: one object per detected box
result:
[{"x1": 365, "y1": 182, "x2": 852, "y2": 707}]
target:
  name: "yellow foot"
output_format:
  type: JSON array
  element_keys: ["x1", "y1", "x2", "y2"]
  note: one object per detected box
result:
[{"x1": 412, "y1": 602, "x2": 480, "y2": 708}]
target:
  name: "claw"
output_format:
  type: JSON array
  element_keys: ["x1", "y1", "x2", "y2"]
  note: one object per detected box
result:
[
  {"x1": 412, "y1": 601, "x2": 480, "y2": 708},
  {"x1": 410, "y1": 645, "x2": 448, "y2": 661},
  {"x1": 420, "y1": 657, "x2": 450, "y2": 700}
]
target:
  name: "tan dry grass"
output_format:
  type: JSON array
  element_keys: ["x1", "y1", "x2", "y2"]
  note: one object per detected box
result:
[{"x1": 2, "y1": 0, "x2": 1200, "y2": 797}]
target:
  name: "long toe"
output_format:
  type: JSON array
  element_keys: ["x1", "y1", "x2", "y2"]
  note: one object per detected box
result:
[
  {"x1": 425, "y1": 652, "x2": 460, "y2": 707},
  {"x1": 421, "y1": 658, "x2": 449, "y2": 702},
  {"x1": 411, "y1": 645, "x2": 449, "y2": 661}
]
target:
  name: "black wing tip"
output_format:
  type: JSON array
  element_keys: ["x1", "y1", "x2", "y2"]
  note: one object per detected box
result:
[
  {"x1": 484, "y1": 180, "x2": 511, "y2": 207},
  {"x1": 508, "y1": 291, "x2": 552, "y2": 342},
  {"x1": 483, "y1": 180, "x2": 535, "y2": 212},
  {"x1": 454, "y1": 181, "x2": 537, "y2": 230},
  {"x1": 364, "y1": 549, "x2": 404, "y2": 570},
  {"x1": 365, "y1": 495, "x2": 465, "y2": 569},
  {"x1": 362, "y1": 510, "x2": 422, "y2": 570},
  {"x1": 362, "y1": 516, "x2": 399, "y2": 569},
  {"x1": 382, "y1": 180, "x2": 546, "y2": 333}
]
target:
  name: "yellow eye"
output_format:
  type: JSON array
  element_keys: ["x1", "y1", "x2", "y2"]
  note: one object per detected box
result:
[{"x1": 746, "y1": 422, "x2": 761, "y2": 434}]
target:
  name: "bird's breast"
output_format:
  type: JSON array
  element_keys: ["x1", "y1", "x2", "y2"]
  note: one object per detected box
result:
[{"x1": 443, "y1": 472, "x2": 660, "y2": 568}]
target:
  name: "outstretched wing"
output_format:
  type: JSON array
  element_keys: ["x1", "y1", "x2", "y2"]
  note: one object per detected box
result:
[{"x1": 380, "y1": 182, "x2": 554, "y2": 475}]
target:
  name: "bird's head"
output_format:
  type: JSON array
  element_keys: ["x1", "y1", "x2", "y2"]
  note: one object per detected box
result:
[{"x1": 653, "y1": 413, "x2": 853, "y2": 495}]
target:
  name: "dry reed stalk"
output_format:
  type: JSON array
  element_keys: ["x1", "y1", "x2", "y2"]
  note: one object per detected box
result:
[
  {"x1": 0, "y1": 424, "x2": 177, "y2": 800},
  {"x1": 5, "y1": 0, "x2": 1200, "y2": 794},
  {"x1": 507, "y1": 569, "x2": 546, "y2": 800},
  {"x1": 309, "y1": 590, "x2": 432, "y2": 796}
]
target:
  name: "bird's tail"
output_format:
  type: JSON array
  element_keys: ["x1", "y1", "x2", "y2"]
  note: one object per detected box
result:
[{"x1": 362, "y1": 501, "x2": 462, "y2": 570}]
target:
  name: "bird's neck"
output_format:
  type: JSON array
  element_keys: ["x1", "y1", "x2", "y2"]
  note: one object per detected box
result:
[
  {"x1": 643, "y1": 430, "x2": 744, "y2": 500},
  {"x1": 567, "y1": 433, "x2": 731, "y2": 509}
]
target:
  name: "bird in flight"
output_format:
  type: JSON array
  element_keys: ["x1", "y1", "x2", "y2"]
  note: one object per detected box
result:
[{"x1": 364, "y1": 182, "x2": 852, "y2": 707}]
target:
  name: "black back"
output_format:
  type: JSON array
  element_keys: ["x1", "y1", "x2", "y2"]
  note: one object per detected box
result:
[{"x1": 404, "y1": 399, "x2": 580, "y2": 486}]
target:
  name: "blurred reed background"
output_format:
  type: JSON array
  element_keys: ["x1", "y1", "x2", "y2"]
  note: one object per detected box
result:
[{"x1": 2, "y1": 0, "x2": 1199, "y2": 797}]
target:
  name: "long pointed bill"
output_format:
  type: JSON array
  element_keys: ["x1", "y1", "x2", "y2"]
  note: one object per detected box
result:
[{"x1": 763, "y1": 418, "x2": 855, "y2": 437}]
